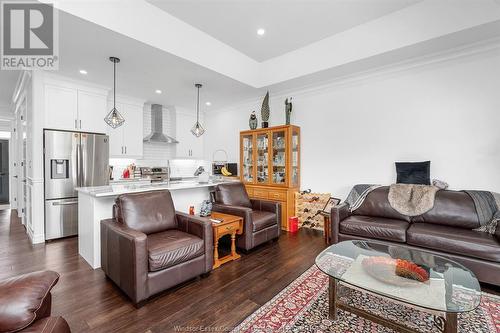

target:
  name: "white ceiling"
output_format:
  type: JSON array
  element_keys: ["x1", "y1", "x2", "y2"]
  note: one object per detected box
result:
[
  {"x1": 1, "y1": 0, "x2": 500, "y2": 111},
  {"x1": 147, "y1": 0, "x2": 421, "y2": 61},
  {"x1": 55, "y1": 12, "x2": 258, "y2": 111}
]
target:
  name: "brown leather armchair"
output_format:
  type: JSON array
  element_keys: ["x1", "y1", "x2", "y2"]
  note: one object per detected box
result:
[
  {"x1": 212, "y1": 182, "x2": 281, "y2": 251},
  {"x1": 0, "y1": 271, "x2": 71, "y2": 333},
  {"x1": 100, "y1": 190, "x2": 213, "y2": 306}
]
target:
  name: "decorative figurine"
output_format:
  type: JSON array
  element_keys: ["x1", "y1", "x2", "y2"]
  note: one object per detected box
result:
[
  {"x1": 260, "y1": 91, "x2": 270, "y2": 128},
  {"x1": 200, "y1": 200, "x2": 212, "y2": 217},
  {"x1": 285, "y1": 97, "x2": 293, "y2": 125},
  {"x1": 249, "y1": 111, "x2": 258, "y2": 130}
]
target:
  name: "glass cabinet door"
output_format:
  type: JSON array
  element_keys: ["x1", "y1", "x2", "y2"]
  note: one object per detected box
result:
[
  {"x1": 271, "y1": 130, "x2": 287, "y2": 185},
  {"x1": 256, "y1": 132, "x2": 270, "y2": 184},
  {"x1": 291, "y1": 128, "x2": 300, "y2": 187},
  {"x1": 242, "y1": 134, "x2": 254, "y2": 183}
]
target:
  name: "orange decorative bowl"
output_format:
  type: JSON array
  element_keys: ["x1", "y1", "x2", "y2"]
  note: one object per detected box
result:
[{"x1": 362, "y1": 256, "x2": 430, "y2": 287}]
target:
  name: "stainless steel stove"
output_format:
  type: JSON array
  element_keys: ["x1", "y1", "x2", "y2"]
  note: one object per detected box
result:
[{"x1": 139, "y1": 167, "x2": 169, "y2": 182}]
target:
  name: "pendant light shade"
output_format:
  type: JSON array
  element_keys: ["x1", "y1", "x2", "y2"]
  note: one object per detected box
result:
[
  {"x1": 191, "y1": 83, "x2": 205, "y2": 137},
  {"x1": 105, "y1": 57, "x2": 125, "y2": 129}
]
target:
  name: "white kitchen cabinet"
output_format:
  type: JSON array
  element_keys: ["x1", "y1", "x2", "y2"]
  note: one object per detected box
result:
[
  {"x1": 44, "y1": 83, "x2": 107, "y2": 133},
  {"x1": 44, "y1": 84, "x2": 77, "y2": 130},
  {"x1": 77, "y1": 90, "x2": 107, "y2": 134},
  {"x1": 107, "y1": 101, "x2": 144, "y2": 158},
  {"x1": 175, "y1": 111, "x2": 204, "y2": 159}
]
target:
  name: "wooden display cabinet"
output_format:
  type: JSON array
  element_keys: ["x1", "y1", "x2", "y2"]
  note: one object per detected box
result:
[{"x1": 240, "y1": 125, "x2": 300, "y2": 231}]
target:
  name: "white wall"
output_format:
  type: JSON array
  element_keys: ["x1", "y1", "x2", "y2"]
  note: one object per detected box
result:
[{"x1": 204, "y1": 46, "x2": 500, "y2": 198}]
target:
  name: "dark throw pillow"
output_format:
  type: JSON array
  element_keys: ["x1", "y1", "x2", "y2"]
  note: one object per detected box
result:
[{"x1": 395, "y1": 161, "x2": 431, "y2": 185}]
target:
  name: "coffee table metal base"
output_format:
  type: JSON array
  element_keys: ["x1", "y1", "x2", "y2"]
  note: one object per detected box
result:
[{"x1": 328, "y1": 277, "x2": 458, "y2": 333}]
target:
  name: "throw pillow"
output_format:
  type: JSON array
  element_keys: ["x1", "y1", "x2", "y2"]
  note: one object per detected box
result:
[{"x1": 395, "y1": 161, "x2": 431, "y2": 185}]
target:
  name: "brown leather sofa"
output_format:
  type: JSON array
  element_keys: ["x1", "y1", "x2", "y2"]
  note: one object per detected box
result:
[
  {"x1": 331, "y1": 186, "x2": 500, "y2": 286},
  {"x1": 101, "y1": 190, "x2": 213, "y2": 306},
  {"x1": 0, "y1": 271, "x2": 71, "y2": 333},
  {"x1": 212, "y1": 182, "x2": 281, "y2": 251}
]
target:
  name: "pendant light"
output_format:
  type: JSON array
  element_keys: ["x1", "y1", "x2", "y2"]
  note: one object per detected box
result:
[
  {"x1": 104, "y1": 57, "x2": 125, "y2": 129},
  {"x1": 191, "y1": 83, "x2": 205, "y2": 137}
]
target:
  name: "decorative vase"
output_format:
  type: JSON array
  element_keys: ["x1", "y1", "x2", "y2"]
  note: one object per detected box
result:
[
  {"x1": 285, "y1": 97, "x2": 292, "y2": 125},
  {"x1": 249, "y1": 111, "x2": 258, "y2": 130},
  {"x1": 260, "y1": 91, "x2": 270, "y2": 128}
]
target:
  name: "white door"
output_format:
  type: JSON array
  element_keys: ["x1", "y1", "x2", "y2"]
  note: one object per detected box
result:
[
  {"x1": 107, "y1": 103, "x2": 124, "y2": 157},
  {"x1": 175, "y1": 112, "x2": 194, "y2": 158},
  {"x1": 77, "y1": 90, "x2": 107, "y2": 134},
  {"x1": 121, "y1": 103, "x2": 143, "y2": 157},
  {"x1": 44, "y1": 85, "x2": 78, "y2": 130},
  {"x1": 176, "y1": 112, "x2": 204, "y2": 159}
]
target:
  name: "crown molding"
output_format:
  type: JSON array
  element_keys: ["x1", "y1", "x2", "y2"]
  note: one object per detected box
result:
[{"x1": 209, "y1": 37, "x2": 500, "y2": 115}]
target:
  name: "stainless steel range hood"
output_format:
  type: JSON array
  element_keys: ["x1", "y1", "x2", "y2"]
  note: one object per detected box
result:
[{"x1": 143, "y1": 104, "x2": 178, "y2": 144}]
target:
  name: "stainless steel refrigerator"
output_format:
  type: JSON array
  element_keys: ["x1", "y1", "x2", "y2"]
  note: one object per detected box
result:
[{"x1": 44, "y1": 130, "x2": 109, "y2": 240}]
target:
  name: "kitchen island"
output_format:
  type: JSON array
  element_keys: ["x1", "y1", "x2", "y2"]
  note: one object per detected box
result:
[{"x1": 76, "y1": 179, "x2": 237, "y2": 269}]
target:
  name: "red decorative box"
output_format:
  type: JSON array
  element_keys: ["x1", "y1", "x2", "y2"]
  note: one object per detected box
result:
[{"x1": 289, "y1": 216, "x2": 299, "y2": 233}]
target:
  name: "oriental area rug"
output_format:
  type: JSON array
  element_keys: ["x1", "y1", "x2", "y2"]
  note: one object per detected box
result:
[{"x1": 232, "y1": 265, "x2": 500, "y2": 333}]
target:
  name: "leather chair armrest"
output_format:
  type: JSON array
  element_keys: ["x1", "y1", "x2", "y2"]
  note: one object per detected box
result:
[
  {"x1": 496, "y1": 223, "x2": 500, "y2": 241},
  {"x1": 251, "y1": 199, "x2": 281, "y2": 232},
  {"x1": 176, "y1": 212, "x2": 214, "y2": 272},
  {"x1": 100, "y1": 219, "x2": 148, "y2": 304},
  {"x1": 0, "y1": 271, "x2": 59, "y2": 333},
  {"x1": 330, "y1": 204, "x2": 350, "y2": 244},
  {"x1": 212, "y1": 203, "x2": 254, "y2": 236}
]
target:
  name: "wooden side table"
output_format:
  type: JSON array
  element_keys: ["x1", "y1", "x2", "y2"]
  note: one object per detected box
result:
[
  {"x1": 209, "y1": 212, "x2": 244, "y2": 269},
  {"x1": 319, "y1": 211, "x2": 331, "y2": 245}
]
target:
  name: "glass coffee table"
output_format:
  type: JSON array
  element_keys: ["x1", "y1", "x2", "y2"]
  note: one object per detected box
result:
[{"x1": 315, "y1": 240, "x2": 482, "y2": 333}]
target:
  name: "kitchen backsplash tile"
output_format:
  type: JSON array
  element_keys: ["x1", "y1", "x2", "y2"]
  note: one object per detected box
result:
[{"x1": 109, "y1": 104, "x2": 210, "y2": 180}]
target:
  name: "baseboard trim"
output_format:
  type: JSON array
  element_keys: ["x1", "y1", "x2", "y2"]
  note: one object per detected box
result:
[{"x1": 27, "y1": 228, "x2": 45, "y2": 244}]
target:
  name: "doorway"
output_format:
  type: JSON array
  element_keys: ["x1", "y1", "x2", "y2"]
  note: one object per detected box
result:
[{"x1": 0, "y1": 139, "x2": 9, "y2": 205}]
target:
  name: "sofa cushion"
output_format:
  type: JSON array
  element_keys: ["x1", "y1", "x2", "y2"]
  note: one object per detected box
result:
[
  {"x1": 411, "y1": 191, "x2": 480, "y2": 229},
  {"x1": 0, "y1": 271, "x2": 59, "y2": 333},
  {"x1": 116, "y1": 190, "x2": 177, "y2": 235},
  {"x1": 252, "y1": 211, "x2": 276, "y2": 232},
  {"x1": 147, "y1": 230, "x2": 204, "y2": 272},
  {"x1": 407, "y1": 223, "x2": 500, "y2": 262},
  {"x1": 340, "y1": 215, "x2": 410, "y2": 243},
  {"x1": 353, "y1": 187, "x2": 411, "y2": 222},
  {"x1": 215, "y1": 182, "x2": 252, "y2": 208}
]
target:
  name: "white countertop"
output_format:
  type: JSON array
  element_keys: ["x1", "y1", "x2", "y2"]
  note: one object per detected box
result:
[
  {"x1": 76, "y1": 179, "x2": 238, "y2": 198},
  {"x1": 109, "y1": 178, "x2": 151, "y2": 184}
]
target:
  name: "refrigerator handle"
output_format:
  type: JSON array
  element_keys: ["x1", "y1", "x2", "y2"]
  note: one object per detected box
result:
[
  {"x1": 72, "y1": 135, "x2": 79, "y2": 188},
  {"x1": 79, "y1": 141, "x2": 85, "y2": 187}
]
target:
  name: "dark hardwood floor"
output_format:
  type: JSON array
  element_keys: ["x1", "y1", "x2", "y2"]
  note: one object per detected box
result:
[
  {"x1": 2, "y1": 209, "x2": 498, "y2": 332},
  {"x1": 0, "y1": 209, "x2": 327, "y2": 333}
]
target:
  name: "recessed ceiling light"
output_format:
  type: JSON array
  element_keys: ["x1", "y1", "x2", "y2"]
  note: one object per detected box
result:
[
  {"x1": 155, "y1": 89, "x2": 162, "y2": 94},
  {"x1": 205, "y1": 102, "x2": 211, "y2": 106},
  {"x1": 257, "y1": 28, "x2": 265, "y2": 36},
  {"x1": 79, "y1": 69, "x2": 87, "y2": 75}
]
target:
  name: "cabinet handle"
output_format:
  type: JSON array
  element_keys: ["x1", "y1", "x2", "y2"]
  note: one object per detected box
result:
[
  {"x1": 125, "y1": 146, "x2": 127, "y2": 154},
  {"x1": 79, "y1": 120, "x2": 82, "y2": 129},
  {"x1": 121, "y1": 146, "x2": 124, "y2": 154},
  {"x1": 75, "y1": 119, "x2": 77, "y2": 129}
]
